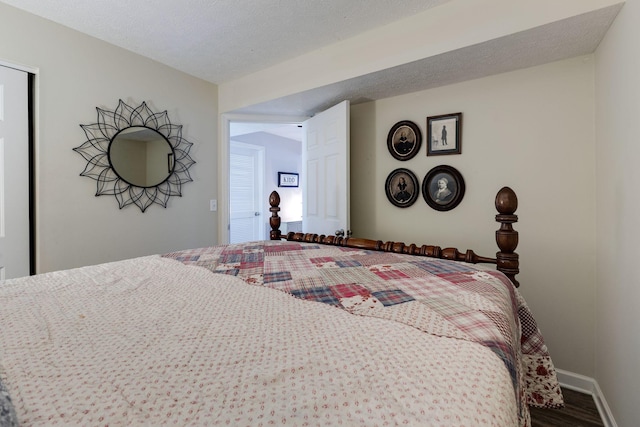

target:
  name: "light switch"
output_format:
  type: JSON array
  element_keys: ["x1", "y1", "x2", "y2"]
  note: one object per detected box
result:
[{"x1": 210, "y1": 199, "x2": 217, "y2": 211}]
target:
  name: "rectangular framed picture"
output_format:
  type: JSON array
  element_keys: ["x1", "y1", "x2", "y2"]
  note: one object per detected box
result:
[
  {"x1": 427, "y1": 112, "x2": 462, "y2": 156},
  {"x1": 278, "y1": 172, "x2": 299, "y2": 187}
]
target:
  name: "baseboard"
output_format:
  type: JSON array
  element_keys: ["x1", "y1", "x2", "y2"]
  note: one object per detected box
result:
[{"x1": 556, "y1": 369, "x2": 618, "y2": 427}]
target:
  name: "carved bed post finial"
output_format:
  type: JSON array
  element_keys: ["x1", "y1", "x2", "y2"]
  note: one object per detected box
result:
[
  {"x1": 269, "y1": 191, "x2": 282, "y2": 240},
  {"x1": 495, "y1": 187, "x2": 520, "y2": 287}
]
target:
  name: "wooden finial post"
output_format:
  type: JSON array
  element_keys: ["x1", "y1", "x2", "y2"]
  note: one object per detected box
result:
[
  {"x1": 269, "y1": 191, "x2": 282, "y2": 240},
  {"x1": 495, "y1": 187, "x2": 519, "y2": 287}
]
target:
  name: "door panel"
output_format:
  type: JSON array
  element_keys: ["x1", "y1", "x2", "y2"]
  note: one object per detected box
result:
[
  {"x1": 302, "y1": 101, "x2": 350, "y2": 236},
  {"x1": 306, "y1": 159, "x2": 319, "y2": 216},
  {"x1": 325, "y1": 154, "x2": 338, "y2": 218},
  {"x1": 0, "y1": 65, "x2": 29, "y2": 279}
]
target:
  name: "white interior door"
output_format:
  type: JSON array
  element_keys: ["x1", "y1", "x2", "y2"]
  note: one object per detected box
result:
[
  {"x1": 229, "y1": 140, "x2": 265, "y2": 243},
  {"x1": 0, "y1": 65, "x2": 30, "y2": 279},
  {"x1": 302, "y1": 101, "x2": 350, "y2": 236}
]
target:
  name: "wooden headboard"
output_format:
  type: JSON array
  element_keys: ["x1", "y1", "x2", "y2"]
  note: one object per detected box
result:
[{"x1": 269, "y1": 187, "x2": 520, "y2": 287}]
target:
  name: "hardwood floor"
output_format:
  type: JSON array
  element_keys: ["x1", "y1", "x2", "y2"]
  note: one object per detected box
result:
[{"x1": 530, "y1": 388, "x2": 604, "y2": 427}]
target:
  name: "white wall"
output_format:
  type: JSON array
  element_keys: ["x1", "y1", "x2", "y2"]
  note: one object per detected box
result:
[
  {"x1": 351, "y1": 57, "x2": 597, "y2": 377},
  {"x1": 0, "y1": 3, "x2": 219, "y2": 273},
  {"x1": 594, "y1": 1, "x2": 640, "y2": 426},
  {"x1": 266, "y1": 147, "x2": 302, "y2": 224}
]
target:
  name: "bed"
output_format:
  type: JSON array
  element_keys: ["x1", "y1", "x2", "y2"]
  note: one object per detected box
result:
[{"x1": 0, "y1": 187, "x2": 562, "y2": 427}]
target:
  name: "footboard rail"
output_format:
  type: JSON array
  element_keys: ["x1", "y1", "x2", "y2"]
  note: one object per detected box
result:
[{"x1": 269, "y1": 187, "x2": 519, "y2": 287}]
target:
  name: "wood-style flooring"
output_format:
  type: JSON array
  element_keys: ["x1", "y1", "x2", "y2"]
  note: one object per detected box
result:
[{"x1": 530, "y1": 387, "x2": 604, "y2": 427}]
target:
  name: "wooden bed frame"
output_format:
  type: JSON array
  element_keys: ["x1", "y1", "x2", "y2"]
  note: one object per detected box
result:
[{"x1": 269, "y1": 186, "x2": 520, "y2": 287}]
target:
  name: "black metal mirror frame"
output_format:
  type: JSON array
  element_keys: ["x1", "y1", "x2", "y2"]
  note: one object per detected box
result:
[{"x1": 73, "y1": 99, "x2": 196, "y2": 212}]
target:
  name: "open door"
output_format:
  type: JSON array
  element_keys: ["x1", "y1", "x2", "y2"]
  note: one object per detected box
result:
[{"x1": 302, "y1": 101, "x2": 350, "y2": 236}]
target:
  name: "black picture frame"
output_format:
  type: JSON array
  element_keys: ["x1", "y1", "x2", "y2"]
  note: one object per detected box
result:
[
  {"x1": 421, "y1": 165, "x2": 465, "y2": 211},
  {"x1": 278, "y1": 172, "x2": 299, "y2": 187},
  {"x1": 387, "y1": 120, "x2": 422, "y2": 161},
  {"x1": 385, "y1": 168, "x2": 419, "y2": 208},
  {"x1": 427, "y1": 112, "x2": 462, "y2": 156}
]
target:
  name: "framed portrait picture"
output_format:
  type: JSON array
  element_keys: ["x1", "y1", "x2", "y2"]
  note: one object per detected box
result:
[
  {"x1": 427, "y1": 112, "x2": 462, "y2": 156},
  {"x1": 421, "y1": 165, "x2": 465, "y2": 211},
  {"x1": 387, "y1": 120, "x2": 422, "y2": 161},
  {"x1": 278, "y1": 172, "x2": 299, "y2": 187},
  {"x1": 385, "y1": 168, "x2": 419, "y2": 208}
]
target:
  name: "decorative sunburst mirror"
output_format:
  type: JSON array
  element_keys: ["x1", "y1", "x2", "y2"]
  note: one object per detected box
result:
[{"x1": 74, "y1": 100, "x2": 196, "y2": 212}]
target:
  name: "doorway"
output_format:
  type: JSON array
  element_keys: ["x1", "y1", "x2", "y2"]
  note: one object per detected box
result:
[
  {"x1": 221, "y1": 103, "x2": 349, "y2": 245},
  {"x1": 228, "y1": 120, "x2": 303, "y2": 243}
]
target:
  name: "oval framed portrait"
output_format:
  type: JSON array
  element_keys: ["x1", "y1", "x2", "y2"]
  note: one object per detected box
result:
[
  {"x1": 421, "y1": 165, "x2": 465, "y2": 211},
  {"x1": 385, "y1": 168, "x2": 419, "y2": 208},
  {"x1": 387, "y1": 120, "x2": 422, "y2": 161}
]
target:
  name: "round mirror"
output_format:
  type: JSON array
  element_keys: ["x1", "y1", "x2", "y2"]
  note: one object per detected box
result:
[
  {"x1": 75, "y1": 99, "x2": 196, "y2": 212},
  {"x1": 108, "y1": 127, "x2": 174, "y2": 187}
]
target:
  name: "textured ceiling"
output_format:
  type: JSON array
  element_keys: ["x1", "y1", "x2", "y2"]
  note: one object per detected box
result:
[
  {"x1": 235, "y1": 5, "x2": 623, "y2": 116},
  {"x1": 0, "y1": 1, "x2": 624, "y2": 116},
  {"x1": 0, "y1": 0, "x2": 449, "y2": 84}
]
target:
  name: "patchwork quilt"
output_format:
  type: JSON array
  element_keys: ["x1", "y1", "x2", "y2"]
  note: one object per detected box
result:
[
  {"x1": 2, "y1": 254, "x2": 519, "y2": 426},
  {"x1": 164, "y1": 240, "x2": 564, "y2": 425},
  {"x1": 0, "y1": 240, "x2": 562, "y2": 427}
]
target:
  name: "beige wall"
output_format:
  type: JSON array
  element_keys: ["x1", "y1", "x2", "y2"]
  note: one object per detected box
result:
[
  {"x1": 351, "y1": 57, "x2": 597, "y2": 376},
  {"x1": 595, "y1": 1, "x2": 640, "y2": 426},
  {"x1": 0, "y1": 3, "x2": 219, "y2": 272},
  {"x1": 2, "y1": 0, "x2": 633, "y2": 422}
]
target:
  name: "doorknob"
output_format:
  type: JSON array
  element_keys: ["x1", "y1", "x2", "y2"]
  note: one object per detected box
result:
[
  {"x1": 335, "y1": 229, "x2": 352, "y2": 237},
  {"x1": 254, "y1": 212, "x2": 260, "y2": 216},
  {"x1": 335, "y1": 229, "x2": 344, "y2": 237}
]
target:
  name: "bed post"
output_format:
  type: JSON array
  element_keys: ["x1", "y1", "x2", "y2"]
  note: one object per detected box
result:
[
  {"x1": 269, "y1": 191, "x2": 282, "y2": 240},
  {"x1": 495, "y1": 187, "x2": 520, "y2": 287}
]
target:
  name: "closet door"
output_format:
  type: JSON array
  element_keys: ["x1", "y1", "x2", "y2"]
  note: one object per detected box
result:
[
  {"x1": 229, "y1": 140, "x2": 265, "y2": 243},
  {"x1": 0, "y1": 65, "x2": 30, "y2": 279}
]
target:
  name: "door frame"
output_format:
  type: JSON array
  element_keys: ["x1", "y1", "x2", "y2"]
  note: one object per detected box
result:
[
  {"x1": 219, "y1": 113, "x2": 308, "y2": 244},
  {"x1": 0, "y1": 60, "x2": 38, "y2": 275}
]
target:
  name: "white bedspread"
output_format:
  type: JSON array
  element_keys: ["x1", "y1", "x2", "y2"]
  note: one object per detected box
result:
[{"x1": 0, "y1": 255, "x2": 518, "y2": 426}]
